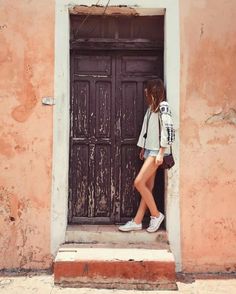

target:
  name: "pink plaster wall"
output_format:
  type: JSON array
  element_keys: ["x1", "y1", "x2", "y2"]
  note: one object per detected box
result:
[
  {"x1": 1, "y1": 0, "x2": 236, "y2": 273},
  {"x1": 0, "y1": 0, "x2": 54, "y2": 269},
  {"x1": 180, "y1": 0, "x2": 236, "y2": 272}
]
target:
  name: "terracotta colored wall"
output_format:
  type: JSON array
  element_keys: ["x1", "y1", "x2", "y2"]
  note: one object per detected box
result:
[
  {"x1": 1, "y1": 0, "x2": 236, "y2": 273},
  {"x1": 0, "y1": 0, "x2": 54, "y2": 269},
  {"x1": 180, "y1": 0, "x2": 236, "y2": 272}
]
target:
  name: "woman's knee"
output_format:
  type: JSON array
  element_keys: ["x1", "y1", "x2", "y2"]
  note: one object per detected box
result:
[
  {"x1": 147, "y1": 177, "x2": 155, "y2": 191},
  {"x1": 134, "y1": 177, "x2": 144, "y2": 190}
]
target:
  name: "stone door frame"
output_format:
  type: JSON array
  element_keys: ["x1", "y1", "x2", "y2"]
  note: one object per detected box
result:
[{"x1": 52, "y1": 0, "x2": 181, "y2": 271}]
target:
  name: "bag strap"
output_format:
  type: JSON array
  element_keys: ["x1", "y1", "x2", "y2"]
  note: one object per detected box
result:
[{"x1": 143, "y1": 108, "x2": 152, "y2": 149}]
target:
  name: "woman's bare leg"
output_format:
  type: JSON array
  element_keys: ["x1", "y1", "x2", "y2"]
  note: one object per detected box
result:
[
  {"x1": 133, "y1": 156, "x2": 161, "y2": 219},
  {"x1": 134, "y1": 172, "x2": 156, "y2": 224}
]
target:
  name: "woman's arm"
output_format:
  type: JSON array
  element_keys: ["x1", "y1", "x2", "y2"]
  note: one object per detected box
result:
[
  {"x1": 159, "y1": 101, "x2": 175, "y2": 147},
  {"x1": 155, "y1": 101, "x2": 175, "y2": 165}
]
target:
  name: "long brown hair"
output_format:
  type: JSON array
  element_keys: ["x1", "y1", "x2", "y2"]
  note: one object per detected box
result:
[{"x1": 145, "y1": 79, "x2": 166, "y2": 112}]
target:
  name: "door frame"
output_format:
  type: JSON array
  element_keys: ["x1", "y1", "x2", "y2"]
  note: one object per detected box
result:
[{"x1": 52, "y1": 0, "x2": 181, "y2": 271}]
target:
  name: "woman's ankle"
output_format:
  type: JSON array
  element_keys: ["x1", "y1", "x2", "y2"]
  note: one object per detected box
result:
[
  {"x1": 133, "y1": 218, "x2": 142, "y2": 225},
  {"x1": 151, "y1": 211, "x2": 160, "y2": 218}
]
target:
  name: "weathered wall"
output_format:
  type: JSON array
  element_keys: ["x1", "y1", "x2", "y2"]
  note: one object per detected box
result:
[
  {"x1": 180, "y1": 0, "x2": 236, "y2": 272},
  {"x1": 0, "y1": 0, "x2": 54, "y2": 269},
  {"x1": 1, "y1": 0, "x2": 236, "y2": 273}
]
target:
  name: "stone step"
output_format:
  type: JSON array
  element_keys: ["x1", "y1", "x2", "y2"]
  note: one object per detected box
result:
[
  {"x1": 54, "y1": 245, "x2": 177, "y2": 290},
  {"x1": 66, "y1": 225, "x2": 169, "y2": 246}
]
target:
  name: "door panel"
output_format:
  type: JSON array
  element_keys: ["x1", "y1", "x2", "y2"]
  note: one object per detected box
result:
[
  {"x1": 95, "y1": 82, "x2": 111, "y2": 137},
  {"x1": 120, "y1": 145, "x2": 140, "y2": 218},
  {"x1": 70, "y1": 144, "x2": 89, "y2": 218},
  {"x1": 122, "y1": 56, "x2": 163, "y2": 76},
  {"x1": 69, "y1": 50, "x2": 163, "y2": 224},
  {"x1": 74, "y1": 55, "x2": 112, "y2": 75},
  {"x1": 72, "y1": 81, "x2": 89, "y2": 138},
  {"x1": 94, "y1": 145, "x2": 111, "y2": 217}
]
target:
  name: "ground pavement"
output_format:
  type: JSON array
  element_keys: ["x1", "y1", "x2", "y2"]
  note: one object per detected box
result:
[{"x1": 0, "y1": 273, "x2": 236, "y2": 294}]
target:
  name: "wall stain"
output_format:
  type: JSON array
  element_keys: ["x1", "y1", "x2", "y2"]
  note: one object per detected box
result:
[
  {"x1": 187, "y1": 37, "x2": 236, "y2": 108},
  {"x1": 0, "y1": 24, "x2": 7, "y2": 30},
  {"x1": 0, "y1": 131, "x2": 26, "y2": 158},
  {"x1": 0, "y1": 138, "x2": 14, "y2": 158},
  {"x1": 200, "y1": 23, "x2": 204, "y2": 39},
  {"x1": 83, "y1": 263, "x2": 89, "y2": 275},
  {"x1": 0, "y1": 185, "x2": 52, "y2": 269},
  {"x1": 11, "y1": 61, "x2": 38, "y2": 123},
  {"x1": 207, "y1": 135, "x2": 233, "y2": 145}
]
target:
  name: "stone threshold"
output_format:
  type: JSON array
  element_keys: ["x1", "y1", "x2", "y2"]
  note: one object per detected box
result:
[{"x1": 65, "y1": 224, "x2": 169, "y2": 248}]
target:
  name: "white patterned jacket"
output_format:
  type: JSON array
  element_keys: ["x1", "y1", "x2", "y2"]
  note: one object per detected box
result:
[{"x1": 137, "y1": 101, "x2": 175, "y2": 151}]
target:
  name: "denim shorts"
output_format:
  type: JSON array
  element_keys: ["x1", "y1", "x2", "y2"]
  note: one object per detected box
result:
[{"x1": 143, "y1": 149, "x2": 159, "y2": 159}]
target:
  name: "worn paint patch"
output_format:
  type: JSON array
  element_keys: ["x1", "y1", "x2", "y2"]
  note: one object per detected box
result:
[
  {"x1": 0, "y1": 185, "x2": 53, "y2": 269},
  {"x1": 180, "y1": 117, "x2": 200, "y2": 147},
  {"x1": 0, "y1": 138, "x2": 14, "y2": 158},
  {"x1": 187, "y1": 37, "x2": 236, "y2": 109},
  {"x1": 11, "y1": 61, "x2": 38, "y2": 122},
  {"x1": 205, "y1": 108, "x2": 236, "y2": 125},
  {"x1": 0, "y1": 130, "x2": 27, "y2": 158},
  {"x1": 69, "y1": 5, "x2": 139, "y2": 16},
  {"x1": 207, "y1": 134, "x2": 234, "y2": 145}
]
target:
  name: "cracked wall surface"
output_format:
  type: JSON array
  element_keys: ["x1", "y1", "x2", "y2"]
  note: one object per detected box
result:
[
  {"x1": 0, "y1": 0, "x2": 54, "y2": 269},
  {"x1": 180, "y1": 0, "x2": 236, "y2": 273}
]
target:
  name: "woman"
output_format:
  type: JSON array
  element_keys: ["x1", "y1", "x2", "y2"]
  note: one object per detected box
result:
[{"x1": 119, "y1": 79, "x2": 175, "y2": 233}]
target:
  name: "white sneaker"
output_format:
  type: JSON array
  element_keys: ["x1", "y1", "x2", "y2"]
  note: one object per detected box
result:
[
  {"x1": 146, "y1": 213, "x2": 165, "y2": 233},
  {"x1": 118, "y1": 219, "x2": 142, "y2": 232}
]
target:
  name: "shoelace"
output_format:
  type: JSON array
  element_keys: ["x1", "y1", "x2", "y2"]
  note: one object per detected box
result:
[
  {"x1": 126, "y1": 220, "x2": 134, "y2": 226},
  {"x1": 149, "y1": 218, "x2": 156, "y2": 228}
]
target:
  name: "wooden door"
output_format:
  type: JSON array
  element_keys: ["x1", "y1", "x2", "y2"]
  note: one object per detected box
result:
[{"x1": 69, "y1": 50, "x2": 163, "y2": 224}]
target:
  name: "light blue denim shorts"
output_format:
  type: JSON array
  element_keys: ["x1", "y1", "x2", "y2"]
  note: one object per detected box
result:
[{"x1": 143, "y1": 149, "x2": 159, "y2": 159}]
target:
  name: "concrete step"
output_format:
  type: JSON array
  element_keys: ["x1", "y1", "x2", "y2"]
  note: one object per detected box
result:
[
  {"x1": 66, "y1": 225, "x2": 169, "y2": 247},
  {"x1": 54, "y1": 245, "x2": 177, "y2": 290}
]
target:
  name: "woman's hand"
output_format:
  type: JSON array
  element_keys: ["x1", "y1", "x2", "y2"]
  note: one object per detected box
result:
[
  {"x1": 155, "y1": 153, "x2": 163, "y2": 166},
  {"x1": 155, "y1": 147, "x2": 165, "y2": 166},
  {"x1": 139, "y1": 148, "x2": 145, "y2": 160}
]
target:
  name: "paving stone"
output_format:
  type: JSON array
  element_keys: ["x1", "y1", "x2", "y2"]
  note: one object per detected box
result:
[{"x1": 0, "y1": 274, "x2": 236, "y2": 293}]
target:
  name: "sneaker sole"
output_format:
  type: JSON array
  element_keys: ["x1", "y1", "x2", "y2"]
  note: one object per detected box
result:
[
  {"x1": 146, "y1": 214, "x2": 165, "y2": 233},
  {"x1": 118, "y1": 227, "x2": 142, "y2": 232}
]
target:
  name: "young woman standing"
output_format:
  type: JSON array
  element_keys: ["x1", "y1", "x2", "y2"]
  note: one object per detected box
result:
[{"x1": 119, "y1": 79, "x2": 175, "y2": 233}]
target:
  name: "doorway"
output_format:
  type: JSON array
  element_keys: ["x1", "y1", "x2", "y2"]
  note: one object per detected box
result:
[
  {"x1": 53, "y1": 1, "x2": 181, "y2": 269},
  {"x1": 68, "y1": 15, "x2": 165, "y2": 225}
]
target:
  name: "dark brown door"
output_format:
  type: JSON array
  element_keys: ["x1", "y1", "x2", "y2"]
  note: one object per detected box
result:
[{"x1": 69, "y1": 50, "x2": 163, "y2": 224}]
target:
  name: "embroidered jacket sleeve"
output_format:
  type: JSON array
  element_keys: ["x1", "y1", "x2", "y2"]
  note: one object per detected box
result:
[{"x1": 159, "y1": 101, "x2": 175, "y2": 148}]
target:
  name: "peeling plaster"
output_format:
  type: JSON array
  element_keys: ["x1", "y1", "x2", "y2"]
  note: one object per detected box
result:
[
  {"x1": 0, "y1": 185, "x2": 52, "y2": 269},
  {"x1": 69, "y1": 5, "x2": 139, "y2": 16},
  {"x1": 69, "y1": 5, "x2": 164, "y2": 16},
  {"x1": 205, "y1": 108, "x2": 236, "y2": 125}
]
